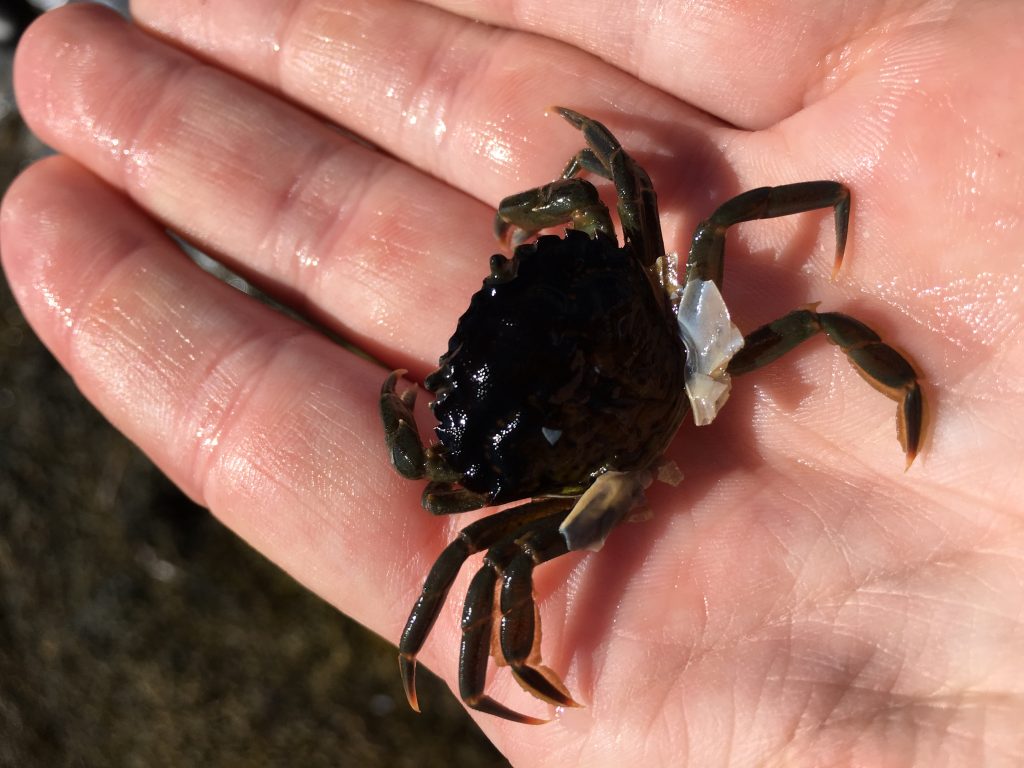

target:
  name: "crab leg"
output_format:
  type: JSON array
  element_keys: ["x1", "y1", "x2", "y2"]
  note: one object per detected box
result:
[
  {"x1": 458, "y1": 556, "x2": 528, "y2": 721},
  {"x1": 553, "y1": 107, "x2": 665, "y2": 270},
  {"x1": 458, "y1": 502, "x2": 578, "y2": 724},
  {"x1": 498, "y1": 526, "x2": 582, "y2": 710},
  {"x1": 398, "y1": 498, "x2": 572, "y2": 714},
  {"x1": 686, "y1": 181, "x2": 850, "y2": 289},
  {"x1": 727, "y1": 308, "x2": 924, "y2": 466}
]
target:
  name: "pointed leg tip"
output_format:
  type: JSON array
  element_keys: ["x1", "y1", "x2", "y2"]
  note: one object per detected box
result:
[
  {"x1": 904, "y1": 450, "x2": 918, "y2": 472},
  {"x1": 503, "y1": 710, "x2": 550, "y2": 726},
  {"x1": 511, "y1": 665, "x2": 580, "y2": 709},
  {"x1": 466, "y1": 695, "x2": 549, "y2": 725},
  {"x1": 552, "y1": 106, "x2": 583, "y2": 126},
  {"x1": 830, "y1": 259, "x2": 843, "y2": 282},
  {"x1": 899, "y1": 382, "x2": 924, "y2": 472},
  {"x1": 399, "y1": 654, "x2": 420, "y2": 712},
  {"x1": 382, "y1": 369, "x2": 410, "y2": 396}
]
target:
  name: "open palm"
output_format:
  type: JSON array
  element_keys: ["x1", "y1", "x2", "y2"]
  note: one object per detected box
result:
[{"x1": 4, "y1": 2, "x2": 1022, "y2": 765}]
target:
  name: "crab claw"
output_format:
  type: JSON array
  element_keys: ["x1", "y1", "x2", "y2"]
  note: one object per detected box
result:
[{"x1": 380, "y1": 370, "x2": 426, "y2": 479}]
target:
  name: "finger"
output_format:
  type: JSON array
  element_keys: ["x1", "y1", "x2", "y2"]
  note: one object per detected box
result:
[
  {"x1": 130, "y1": 0, "x2": 727, "y2": 211},
  {"x1": 15, "y1": 5, "x2": 491, "y2": 373},
  {"x1": 415, "y1": 0, "x2": 862, "y2": 129},
  {"x1": 0, "y1": 156, "x2": 434, "y2": 641}
]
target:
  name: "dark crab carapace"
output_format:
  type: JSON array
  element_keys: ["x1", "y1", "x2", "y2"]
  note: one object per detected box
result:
[{"x1": 380, "y1": 107, "x2": 924, "y2": 724}]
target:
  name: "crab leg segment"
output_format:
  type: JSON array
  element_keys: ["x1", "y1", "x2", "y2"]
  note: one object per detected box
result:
[
  {"x1": 727, "y1": 309, "x2": 924, "y2": 466},
  {"x1": 398, "y1": 498, "x2": 573, "y2": 716},
  {"x1": 458, "y1": 555, "x2": 532, "y2": 721},
  {"x1": 554, "y1": 107, "x2": 665, "y2": 270},
  {"x1": 499, "y1": 530, "x2": 581, "y2": 709},
  {"x1": 686, "y1": 181, "x2": 850, "y2": 289},
  {"x1": 458, "y1": 503, "x2": 579, "y2": 724},
  {"x1": 493, "y1": 107, "x2": 666, "y2": 275}
]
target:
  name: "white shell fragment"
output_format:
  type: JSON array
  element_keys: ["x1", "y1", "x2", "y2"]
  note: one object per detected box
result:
[
  {"x1": 541, "y1": 426, "x2": 563, "y2": 446},
  {"x1": 656, "y1": 459, "x2": 684, "y2": 487},
  {"x1": 676, "y1": 279, "x2": 745, "y2": 426},
  {"x1": 558, "y1": 470, "x2": 653, "y2": 552},
  {"x1": 625, "y1": 506, "x2": 654, "y2": 525}
]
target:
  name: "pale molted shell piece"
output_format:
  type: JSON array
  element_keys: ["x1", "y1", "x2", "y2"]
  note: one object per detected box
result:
[
  {"x1": 558, "y1": 469, "x2": 653, "y2": 552},
  {"x1": 676, "y1": 279, "x2": 745, "y2": 426}
]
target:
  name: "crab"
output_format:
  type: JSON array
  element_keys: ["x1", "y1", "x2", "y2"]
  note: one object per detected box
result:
[{"x1": 380, "y1": 107, "x2": 924, "y2": 724}]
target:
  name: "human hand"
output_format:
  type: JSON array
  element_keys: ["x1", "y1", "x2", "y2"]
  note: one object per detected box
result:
[{"x1": 3, "y1": 2, "x2": 1022, "y2": 765}]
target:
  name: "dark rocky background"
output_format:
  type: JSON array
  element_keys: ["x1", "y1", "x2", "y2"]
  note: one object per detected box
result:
[{"x1": 0, "y1": 3, "x2": 505, "y2": 764}]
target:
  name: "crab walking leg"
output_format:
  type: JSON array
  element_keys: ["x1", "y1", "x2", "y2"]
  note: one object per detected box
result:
[
  {"x1": 398, "y1": 498, "x2": 573, "y2": 714},
  {"x1": 493, "y1": 177, "x2": 613, "y2": 249},
  {"x1": 686, "y1": 181, "x2": 851, "y2": 289},
  {"x1": 727, "y1": 309, "x2": 924, "y2": 466},
  {"x1": 499, "y1": 527, "x2": 583, "y2": 710},
  {"x1": 458, "y1": 557, "x2": 536, "y2": 722},
  {"x1": 458, "y1": 504, "x2": 578, "y2": 724},
  {"x1": 553, "y1": 107, "x2": 665, "y2": 270}
]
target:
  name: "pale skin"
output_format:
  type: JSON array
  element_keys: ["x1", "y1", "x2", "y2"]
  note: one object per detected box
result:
[{"x1": 2, "y1": 1, "x2": 1023, "y2": 765}]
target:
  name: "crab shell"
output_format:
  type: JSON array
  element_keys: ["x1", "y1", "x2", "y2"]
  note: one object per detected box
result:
[{"x1": 423, "y1": 228, "x2": 689, "y2": 506}]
